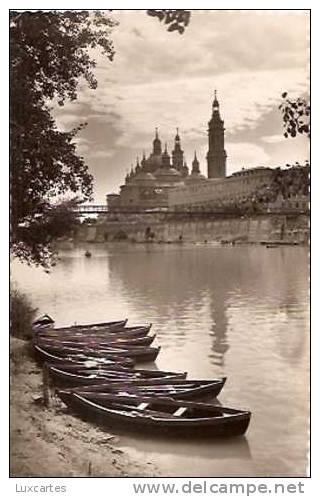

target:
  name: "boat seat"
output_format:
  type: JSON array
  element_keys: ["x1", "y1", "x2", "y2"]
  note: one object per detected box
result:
[
  {"x1": 173, "y1": 407, "x2": 188, "y2": 417},
  {"x1": 137, "y1": 402, "x2": 149, "y2": 411}
]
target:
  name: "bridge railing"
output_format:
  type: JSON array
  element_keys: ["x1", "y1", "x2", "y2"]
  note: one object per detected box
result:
[
  {"x1": 73, "y1": 205, "x2": 108, "y2": 213},
  {"x1": 73, "y1": 205, "x2": 309, "y2": 216}
]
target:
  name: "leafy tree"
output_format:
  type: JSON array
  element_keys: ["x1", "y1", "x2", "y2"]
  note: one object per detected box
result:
[
  {"x1": 10, "y1": 11, "x2": 118, "y2": 266},
  {"x1": 14, "y1": 199, "x2": 81, "y2": 268},
  {"x1": 10, "y1": 10, "x2": 191, "y2": 267},
  {"x1": 278, "y1": 92, "x2": 310, "y2": 206},
  {"x1": 279, "y1": 92, "x2": 310, "y2": 139},
  {"x1": 147, "y1": 10, "x2": 191, "y2": 33}
]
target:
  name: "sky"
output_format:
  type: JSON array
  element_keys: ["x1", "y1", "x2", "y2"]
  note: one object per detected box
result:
[{"x1": 54, "y1": 10, "x2": 310, "y2": 203}]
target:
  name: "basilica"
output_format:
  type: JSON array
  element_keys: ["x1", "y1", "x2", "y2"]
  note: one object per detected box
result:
[
  {"x1": 107, "y1": 92, "x2": 231, "y2": 211},
  {"x1": 107, "y1": 94, "x2": 299, "y2": 213}
]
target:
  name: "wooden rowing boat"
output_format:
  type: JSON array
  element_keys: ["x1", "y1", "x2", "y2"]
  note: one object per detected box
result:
[
  {"x1": 59, "y1": 378, "x2": 227, "y2": 400},
  {"x1": 52, "y1": 319, "x2": 128, "y2": 331},
  {"x1": 35, "y1": 333, "x2": 156, "y2": 347},
  {"x1": 58, "y1": 392, "x2": 251, "y2": 438},
  {"x1": 37, "y1": 325, "x2": 151, "y2": 339},
  {"x1": 33, "y1": 314, "x2": 55, "y2": 325},
  {"x1": 48, "y1": 365, "x2": 187, "y2": 385},
  {"x1": 32, "y1": 314, "x2": 55, "y2": 329},
  {"x1": 33, "y1": 344, "x2": 135, "y2": 367},
  {"x1": 37, "y1": 343, "x2": 161, "y2": 363}
]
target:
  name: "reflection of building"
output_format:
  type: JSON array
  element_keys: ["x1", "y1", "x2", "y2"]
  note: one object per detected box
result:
[{"x1": 107, "y1": 93, "x2": 308, "y2": 213}]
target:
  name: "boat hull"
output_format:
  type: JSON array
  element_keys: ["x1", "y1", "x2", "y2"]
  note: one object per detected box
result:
[
  {"x1": 33, "y1": 345, "x2": 135, "y2": 367},
  {"x1": 48, "y1": 365, "x2": 187, "y2": 386},
  {"x1": 60, "y1": 378, "x2": 226, "y2": 400},
  {"x1": 58, "y1": 392, "x2": 250, "y2": 438}
]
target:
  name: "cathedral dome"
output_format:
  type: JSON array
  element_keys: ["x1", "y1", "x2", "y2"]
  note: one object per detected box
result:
[
  {"x1": 153, "y1": 167, "x2": 184, "y2": 187},
  {"x1": 146, "y1": 154, "x2": 163, "y2": 169},
  {"x1": 185, "y1": 173, "x2": 207, "y2": 184},
  {"x1": 154, "y1": 167, "x2": 181, "y2": 178},
  {"x1": 132, "y1": 172, "x2": 157, "y2": 185}
]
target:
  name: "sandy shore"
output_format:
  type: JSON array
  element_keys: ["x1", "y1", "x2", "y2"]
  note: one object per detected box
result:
[{"x1": 10, "y1": 337, "x2": 157, "y2": 477}]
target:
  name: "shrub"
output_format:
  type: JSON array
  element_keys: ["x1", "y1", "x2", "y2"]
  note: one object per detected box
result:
[{"x1": 10, "y1": 288, "x2": 37, "y2": 340}]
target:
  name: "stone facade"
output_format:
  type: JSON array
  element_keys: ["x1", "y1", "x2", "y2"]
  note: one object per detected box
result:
[
  {"x1": 77, "y1": 212, "x2": 309, "y2": 246},
  {"x1": 168, "y1": 167, "x2": 275, "y2": 211},
  {"x1": 106, "y1": 94, "x2": 308, "y2": 213},
  {"x1": 107, "y1": 94, "x2": 228, "y2": 212}
]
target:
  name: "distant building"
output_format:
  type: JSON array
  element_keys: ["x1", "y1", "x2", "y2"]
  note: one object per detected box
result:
[
  {"x1": 169, "y1": 167, "x2": 274, "y2": 211},
  {"x1": 207, "y1": 90, "x2": 227, "y2": 179},
  {"x1": 106, "y1": 94, "x2": 308, "y2": 213}
]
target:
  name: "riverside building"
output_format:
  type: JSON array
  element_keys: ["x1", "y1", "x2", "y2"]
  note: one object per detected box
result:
[{"x1": 106, "y1": 93, "x2": 307, "y2": 213}]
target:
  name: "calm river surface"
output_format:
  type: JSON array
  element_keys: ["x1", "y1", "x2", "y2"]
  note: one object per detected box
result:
[{"x1": 12, "y1": 243, "x2": 309, "y2": 477}]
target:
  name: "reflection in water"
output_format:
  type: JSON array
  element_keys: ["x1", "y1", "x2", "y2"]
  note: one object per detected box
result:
[
  {"x1": 11, "y1": 244, "x2": 309, "y2": 477},
  {"x1": 208, "y1": 291, "x2": 229, "y2": 368}
]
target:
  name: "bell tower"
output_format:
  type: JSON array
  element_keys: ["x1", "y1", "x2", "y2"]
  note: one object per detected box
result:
[
  {"x1": 206, "y1": 91, "x2": 227, "y2": 178},
  {"x1": 172, "y1": 128, "x2": 184, "y2": 170}
]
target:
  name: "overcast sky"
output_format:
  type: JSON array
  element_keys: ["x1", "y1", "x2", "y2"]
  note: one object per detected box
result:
[{"x1": 54, "y1": 10, "x2": 310, "y2": 203}]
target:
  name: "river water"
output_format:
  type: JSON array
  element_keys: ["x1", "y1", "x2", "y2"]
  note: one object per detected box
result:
[{"x1": 11, "y1": 243, "x2": 309, "y2": 477}]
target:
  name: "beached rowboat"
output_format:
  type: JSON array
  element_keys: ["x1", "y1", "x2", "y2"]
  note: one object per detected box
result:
[
  {"x1": 59, "y1": 378, "x2": 227, "y2": 400},
  {"x1": 33, "y1": 344, "x2": 135, "y2": 367},
  {"x1": 35, "y1": 333, "x2": 156, "y2": 347},
  {"x1": 48, "y1": 364, "x2": 187, "y2": 384},
  {"x1": 51, "y1": 319, "x2": 128, "y2": 331},
  {"x1": 37, "y1": 325, "x2": 151, "y2": 339},
  {"x1": 58, "y1": 391, "x2": 251, "y2": 438},
  {"x1": 37, "y1": 343, "x2": 161, "y2": 363}
]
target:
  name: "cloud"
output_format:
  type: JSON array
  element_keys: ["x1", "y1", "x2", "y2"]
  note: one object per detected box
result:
[
  {"x1": 227, "y1": 143, "x2": 271, "y2": 172},
  {"x1": 75, "y1": 67, "x2": 308, "y2": 152},
  {"x1": 262, "y1": 135, "x2": 287, "y2": 144},
  {"x1": 105, "y1": 10, "x2": 309, "y2": 84},
  {"x1": 51, "y1": 10, "x2": 309, "y2": 201},
  {"x1": 89, "y1": 150, "x2": 115, "y2": 159}
]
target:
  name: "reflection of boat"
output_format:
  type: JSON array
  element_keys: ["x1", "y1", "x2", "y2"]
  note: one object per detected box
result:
[
  {"x1": 266, "y1": 244, "x2": 279, "y2": 249},
  {"x1": 58, "y1": 392, "x2": 251, "y2": 438},
  {"x1": 59, "y1": 378, "x2": 227, "y2": 400}
]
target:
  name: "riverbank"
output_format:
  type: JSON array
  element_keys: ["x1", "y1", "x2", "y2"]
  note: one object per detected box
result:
[
  {"x1": 74, "y1": 212, "x2": 309, "y2": 246},
  {"x1": 10, "y1": 337, "x2": 157, "y2": 477}
]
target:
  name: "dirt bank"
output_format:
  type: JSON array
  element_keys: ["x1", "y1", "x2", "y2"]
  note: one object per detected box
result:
[{"x1": 10, "y1": 337, "x2": 157, "y2": 477}]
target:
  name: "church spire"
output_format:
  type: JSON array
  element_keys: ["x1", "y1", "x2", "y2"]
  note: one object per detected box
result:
[
  {"x1": 153, "y1": 127, "x2": 162, "y2": 155},
  {"x1": 141, "y1": 150, "x2": 146, "y2": 168},
  {"x1": 181, "y1": 159, "x2": 189, "y2": 177},
  {"x1": 172, "y1": 127, "x2": 184, "y2": 169},
  {"x1": 135, "y1": 157, "x2": 141, "y2": 173},
  {"x1": 212, "y1": 89, "x2": 219, "y2": 112},
  {"x1": 162, "y1": 142, "x2": 171, "y2": 167},
  {"x1": 192, "y1": 151, "x2": 200, "y2": 174},
  {"x1": 207, "y1": 91, "x2": 227, "y2": 178}
]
